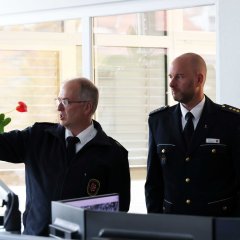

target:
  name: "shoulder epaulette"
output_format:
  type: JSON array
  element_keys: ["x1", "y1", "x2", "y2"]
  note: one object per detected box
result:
[
  {"x1": 149, "y1": 106, "x2": 169, "y2": 116},
  {"x1": 221, "y1": 104, "x2": 240, "y2": 114}
]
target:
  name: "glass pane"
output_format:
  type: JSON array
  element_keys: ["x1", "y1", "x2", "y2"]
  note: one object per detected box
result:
[
  {"x1": 203, "y1": 54, "x2": 216, "y2": 101},
  {"x1": 94, "y1": 11, "x2": 166, "y2": 36},
  {"x1": 95, "y1": 47, "x2": 166, "y2": 165},
  {"x1": 64, "y1": 19, "x2": 82, "y2": 33},
  {"x1": 183, "y1": 5, "x2": 216, "y2": 32},
  {"x1": 94, "y1": 5, "x2": 216, "y2": 167},
  {"x1": 76, "y1": 46, "x2": 82, "y2": 76},
  {"x1": 0, "y1": 21, "x2": 63, "y2": 32},
  {"x1": 0, "y1": 19, "x2": 82, "y2": 33},
  {"x1": 0, "y1": 49, "x2": 59, "y2": 213},
  {"x1": 0, "y1": 50, "x2": 59, "y2": 131}
]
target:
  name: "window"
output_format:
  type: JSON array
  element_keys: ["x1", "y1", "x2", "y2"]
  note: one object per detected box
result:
[
  {"x1": 95, "y1": 47, "x2": 166, "y2": 165},
  {"x1": 0, "y1": 50, "x2": 58, "y2": 130},
  {"x1": 0, "y1": 20, "x2": 81, "y2": 212},
  {"x1": 94, "y1": 6, "x2": 216, "y2": 166},
  {"x1": 0, "y1": 49, "x2": 59, "y2": 212}
]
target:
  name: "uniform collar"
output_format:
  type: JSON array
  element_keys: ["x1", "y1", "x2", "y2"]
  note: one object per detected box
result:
[
  {"x1": 65, "y1": 121, "x2": 97, "y2": 144},
  {"x1": 180, "y1": 96, "x2": 205, "y2": 120},
  {"x1": 46, "y1": 120, "x2": 112, "y2": 147}
]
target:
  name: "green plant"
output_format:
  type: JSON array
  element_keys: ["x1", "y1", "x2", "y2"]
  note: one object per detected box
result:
[{"x1": 0, "y1": 101, "x2": 27, "y2": 133}]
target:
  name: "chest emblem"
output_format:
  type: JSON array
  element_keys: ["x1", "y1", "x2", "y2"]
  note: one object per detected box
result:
[{"x1": 87, "y1": 179, "x2": 100, "y2": 196}]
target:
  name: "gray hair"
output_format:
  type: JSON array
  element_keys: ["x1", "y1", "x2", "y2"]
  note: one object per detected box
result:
[{"x1": 70, "y1": 77, "x2": 99, "y2": 113}]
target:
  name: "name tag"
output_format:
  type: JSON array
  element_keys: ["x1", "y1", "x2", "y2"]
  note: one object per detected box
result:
[{"x1": 206, "y1": 138, "x2": 220, "y2": 144}]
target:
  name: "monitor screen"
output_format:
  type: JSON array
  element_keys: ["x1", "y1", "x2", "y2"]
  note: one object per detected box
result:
[{"x1": 62, "y1": 193, "x2": 119, "y2": 212}]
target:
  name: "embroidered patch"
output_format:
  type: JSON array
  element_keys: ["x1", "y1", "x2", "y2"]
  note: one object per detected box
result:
[{"x1": 87, "y1": 179, "x2": 100, "y2": 196}]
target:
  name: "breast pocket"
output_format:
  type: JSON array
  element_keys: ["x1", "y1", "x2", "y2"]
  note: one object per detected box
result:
[
  {"x1": 157, "y1": 144, "x2": 176, "y2": 166},
  {"x1": 199, "y1": 144, "x2": 228, "y2": 159},
  {"x1": 208, "y1": 196, "x2": 236, "y2": 216},
  {"x1": 199, "y1": 144, "x2": 228, "y2": 170}
]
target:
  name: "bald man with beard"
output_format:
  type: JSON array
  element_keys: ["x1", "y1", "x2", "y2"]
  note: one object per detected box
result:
[{"x1": 145, "y1": 53, "x2": 240, "y2": 217}]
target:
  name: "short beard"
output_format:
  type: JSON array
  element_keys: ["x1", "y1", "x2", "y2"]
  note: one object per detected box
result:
[{"x1": 173, "y1": 92, "x2": 195, "y2": 105}]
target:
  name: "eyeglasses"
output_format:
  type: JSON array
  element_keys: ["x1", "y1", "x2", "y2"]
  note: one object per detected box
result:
[{"x1": 55, "y1": 98, "x2": 89, "y2": 107}]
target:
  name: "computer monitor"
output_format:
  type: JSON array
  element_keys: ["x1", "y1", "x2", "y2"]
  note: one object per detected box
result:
[
  {"x1": 85, "y1": 211, "x2": 212, "y2": 240},
  {"x1": 51, "y1": 200, "x2": 213, "y2": 240},
  {"x1": 0, "y1": 180, "x2": 21, "y2": 233},
  {"x1": 50, "y1": 194, "x2": 119, "y2": 239},
  {"x1": 63, "y1": 193, "x2": 119, "y2": 212}
]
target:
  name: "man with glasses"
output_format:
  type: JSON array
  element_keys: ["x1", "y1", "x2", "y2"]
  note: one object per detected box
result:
[{"x1": 0, "y1": 77, "x2": 130, "y2": 236}]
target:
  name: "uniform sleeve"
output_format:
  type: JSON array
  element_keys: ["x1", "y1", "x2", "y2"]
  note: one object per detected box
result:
[
  {"x1": 233, "y1": 114, "x2": 240, "y2": 215},
  {"x1": 0, "y1": 127, "x2": 30, "y2": 163},
  {"x1": 145, "y1": 117, "x2": 164, "y2": 213}
]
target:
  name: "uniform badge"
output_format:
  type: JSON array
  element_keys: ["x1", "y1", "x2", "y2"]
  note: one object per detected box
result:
[
  {"x1": 206, "y1": 138, "x2": 220, "y2": 143},
  {"x1": 87, "y1": 179, "x2": 100, "y2": 196}
]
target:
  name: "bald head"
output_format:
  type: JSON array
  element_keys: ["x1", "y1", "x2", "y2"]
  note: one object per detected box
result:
[
  {"x1": 173, "y1": 53, "x2": 207, "y2": 84},
  {"x1": 169, "y1": 53, "x2": 207, "y2": 110}
]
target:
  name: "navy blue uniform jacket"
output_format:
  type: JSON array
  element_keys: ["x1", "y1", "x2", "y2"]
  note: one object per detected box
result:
[
  {"x1": 0, "y1": 120, "x2": 130, "y2": 236},
  {"x1": 145, "y1": 96, "x2": 240, "y2": 217}
]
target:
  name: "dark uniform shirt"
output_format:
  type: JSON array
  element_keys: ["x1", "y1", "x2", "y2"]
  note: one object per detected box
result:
[
  {"x1": 0, "y1": 120, "x2": 130, "y2": 236},
  {"x1": 145, "y1": 96, "x2": 240, "y2": 217}
]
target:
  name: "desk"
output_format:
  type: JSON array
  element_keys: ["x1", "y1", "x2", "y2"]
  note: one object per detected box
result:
[{"x1": 0, "y1": 231, "x2": 52, "y2": 240}]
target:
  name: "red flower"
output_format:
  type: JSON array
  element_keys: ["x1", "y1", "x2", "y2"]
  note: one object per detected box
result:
[
  {"x1": 0, "y1": 101, "x2": 28, "y2": 133},
  {"x1": 16, "y1": 101, "x2": 27, "y2": 112}
]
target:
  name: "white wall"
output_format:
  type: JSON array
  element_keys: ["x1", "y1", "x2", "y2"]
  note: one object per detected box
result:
[{"x1": 217, "y1": 0, "x2": 240, "y2": 107}]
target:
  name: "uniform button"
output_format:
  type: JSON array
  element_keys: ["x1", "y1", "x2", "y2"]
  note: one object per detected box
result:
[
  {"x1": 185, "y1": 157, "x2": 190, "y2": 162},
  {"x1": 212, "y1": 149, "x2": 216, "y2": 153},
  {"x1": 161, "y1": 149, "x2": 166, "y2": 153},
  {"x1": 186, "y1": 199, "x2": 191, "y2": 205},
  {"x1": 222, "y1": 206, "x2": 228, "y2": 211},
  {"x1": 185, "y1": 178, "x2": 190, "y2": 183}
]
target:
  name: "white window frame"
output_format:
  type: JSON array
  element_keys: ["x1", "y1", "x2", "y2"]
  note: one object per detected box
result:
[{"x1": 0, "y1": 0, "x2": 216, "y2": 82}]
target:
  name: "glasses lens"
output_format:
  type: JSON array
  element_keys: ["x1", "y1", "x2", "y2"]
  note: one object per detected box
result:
[
  {"x1": 55, "y1": 98, "x2": 68, "y2": 107},
  {"x1": 55, "y1": 98, "x2": 60, "y2": 106},
  {"x1": 62, "y1": 99, "x2": 69, "y2": 107}
]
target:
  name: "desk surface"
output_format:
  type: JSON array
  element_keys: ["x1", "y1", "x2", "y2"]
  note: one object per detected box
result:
[{"x1": 0, "y1": 231, "x2": 53, "y2": 239}]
